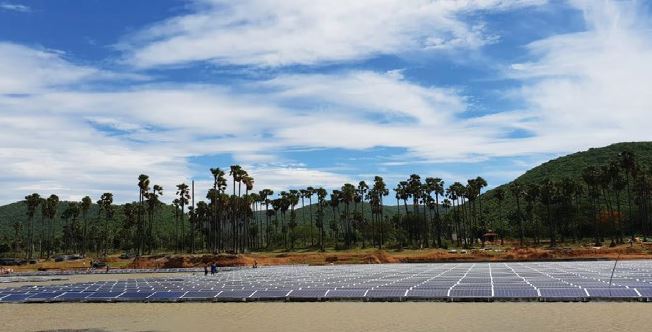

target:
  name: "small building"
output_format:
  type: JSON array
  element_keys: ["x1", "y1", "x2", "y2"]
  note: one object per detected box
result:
[{"x1": 482, "y1": 231, "x2": 498, "y2": 243}]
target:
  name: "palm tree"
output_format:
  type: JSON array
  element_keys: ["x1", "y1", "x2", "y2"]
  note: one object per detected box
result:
[
  {"x1": 45, "y1": 194, "x2": 59, "y2": 258},
  {"x1": 426, "y1": 177, "x2": 444, "y2": 248},
  {"x1": 258, "y1": 189, "x2": 274, "y2": 249},
  {"x1": 241, "y1": 175, "x2": 255, "y2": 252},
  {"x1": 539, "y1": 179, "x2": 556, "y2": 247},
  {"x1": 39, "y1": 197, "x2": 47, "y2": 257},
  {"x1": 357, "y1": 181, "x2": 369, "y2": 246},
  {"x1": 80, "y1": 196, "x2": 92, "y2": 256},
  {"x1": 372, "y1": 176, "x2": 388, "y2": 248},
  {"x1": 137, "y1": 174, "x2": 150, "y2": 256},
  {"x1": 340, "y1": 184, "x2": 356, "y2": 248},
  {"x1": 315, "y1": 187, "x2": 327, "y2": 251},
  {"x1": 24, "y1": 193, "x2": 41, "y2": 260},
  {"x1": 209, "y1": 167, "x2": 228, "y2": 252},
  {"x1": 524, "y1": 183, "x2": 540, "y2": 244},
  {"x1": 176, "y1": 183, "x2": 191, "y2": 252},
  {"x1": 12, "y1": 220, "x2": 23, "y2": 257},
  {"x1": 474, "y1": 176, "x2": 488, "y2": 230},
  {"x1": 123, "y1": 203, "x2": 137, "y2": 253},
  {"x1": 508, "y1": 182, "x2": 524, "y2": 246},
  {"x1": 619, "y1": 151, "x2": 637, "y2": 239},
  {"x1": 61, "y1": 201, "x2": 80, "y2": 254},
  {"x1": 329, "y1": 190, "x2": 341, "y2": 243},
  {"x1": 97, "y1": 192, "x2": 114, "y2": 257},
  {"x1": 145, "y1": 185, "x2": 163, "y2": 253},
  {"x1": 493, "y1": 187, "x2": 505, "y2": 245},
  {"x1": 287, "y1": 190, "x2": 299, "y2": 249},
  {"x1": 583, "y1": 166, "x2": 603, "y2": 245},
  {"x1": 172, "y1": 198, "x2": 180, "y2": 252}
]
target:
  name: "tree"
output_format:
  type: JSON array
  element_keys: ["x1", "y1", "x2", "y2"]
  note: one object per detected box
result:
[
  {"x1": 145, "y1": 184, "x2": 163, "y2": 253},
  {"x1": 315, "y1": 187, "x2": 327, "y2": 251},
  {"x1": 45, "y1": 194, "x2": 59, "y2": 258},
  {"x1": 137, "y1": 174, "x2": 150, "y2": 256},
  {"x1": 80, "y1": 196, "x2": 92, "y2": 256},
  {"x1": 539, "y1": 179, "x2": 557, "y2": 247},
  {"x1": 24, "y1": 193, "x2": 41, "y2": 260},
  {"x1": 426, "y1": 177, "x2": 445, "y2": 248},
  {"x1": 340, "y1": 183, "x2": 356, "y2": 248},
  {"x1": 583, "y1": 166, "x2": 602, "y2": 245},
  {"x1": 619, "y1": 151, "x2": 637, "y2": 240},
  {"x1": 371, "y1": 176, "x2": 388, "y2": 249},
  {"x1": 357, "y1": 181, "x2": 369, "y2": 247},
  {"x1": 97, "y1": 193, "x2": 114, "y2": 257},
  {"x1": 258, "y1": 189, "x2": 274, "y2": 249},
  {"x1": 176, "y1": 183, "x2": 191, "y2": 252}
]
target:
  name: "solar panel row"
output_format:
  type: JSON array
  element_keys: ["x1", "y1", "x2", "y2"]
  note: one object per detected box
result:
[{"x1": 3, "y1": 261, "x2": 652, "y2": 302}]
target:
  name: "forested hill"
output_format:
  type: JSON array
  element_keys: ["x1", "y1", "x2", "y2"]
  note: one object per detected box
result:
[
  {"x1": 0, "y1": 200, "x2": 409, "y2": 242},
  {"x1": 477, "y1": 141, "x2": 652, "y2": 235},
  {"x1": 510, "y1": 142, "x2": 652, "y2": 185}
]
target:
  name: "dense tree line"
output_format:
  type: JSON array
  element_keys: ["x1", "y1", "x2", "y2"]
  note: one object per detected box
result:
[
  {"x1": 7, "y1": 149, "x2": 652, "y2": 258},
  {"x1": 495, "y1": 151, "x2": 652, "y2": 247}
]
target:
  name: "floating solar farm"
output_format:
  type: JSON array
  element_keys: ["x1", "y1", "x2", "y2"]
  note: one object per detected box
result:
[{"x1": 3, "y1": 260, "x2": 652, "y2": 302}]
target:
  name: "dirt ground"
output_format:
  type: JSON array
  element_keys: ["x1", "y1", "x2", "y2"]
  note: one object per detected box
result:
[
  {"x1": 125, "y1": 243, "x2": 652, "y2": 269},
  {"x1": 1, "y1": 302, "x2": 648, "y2": 332},
  {"x1": 5, "y1": 243, "x2": 652, "y2": 272}
]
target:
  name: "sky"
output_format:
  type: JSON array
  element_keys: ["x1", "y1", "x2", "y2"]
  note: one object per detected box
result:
[{"x1": 1, "y1": 0, "x2": 652, "y2": 204}]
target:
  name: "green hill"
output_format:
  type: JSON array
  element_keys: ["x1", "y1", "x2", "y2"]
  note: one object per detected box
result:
[
  {"x1": 2, "y1": 141, "x2": 651, "y2": 251},
  {"x1": 510, "y1": 142, "x2": 652, "y2": 185},
  {"x1": 476, "y1": 141, "x2": 652, "y2": 236}
]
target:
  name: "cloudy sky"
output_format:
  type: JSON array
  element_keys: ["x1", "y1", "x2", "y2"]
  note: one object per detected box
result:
[{"x1": 1, "y1": 0, "x2": 651, "y2": 204}]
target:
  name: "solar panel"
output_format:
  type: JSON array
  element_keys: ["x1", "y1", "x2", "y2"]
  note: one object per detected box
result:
[
  {"x1": 147, "y1": 291, "x2": 187, "y2": 301},
  {"x1": 55, "y1": 292, "x2": 91, "y2": 301},
  {"x1": 85, "y1": 291, "x2": 124, "y2": 301},
  {"x1": 116, "y1": 291, "x2": 155, "y2": 301},
  {"x1": 324, "y1": 289, "x2": 368, "y2": 299},
  {"x1": 365, "y1": 289, "x2": 405, "y2": 299},
  {"x1": 586, "y1": 288, "x2": 639, "y2": 298},
  {"x1": 24, "y1": 292, "x2": 64, "y2": 302},
  {"x1": 493, "y1": 288, "x2": 538, "y2": 298},
  {"x1": 181, "y1": 291, "x2": 220, "y2": 300},
  {"x1": 215, "y1": 290, "x2": 255, "y2": 301},
  {"x1": 249, "y1": 289, "x2": 291, "y2": 300},
  {"x1": 405, "y1": 289, "x2": 448, "y2": 298},
  {"x1": 3, "y1": 260, "x2": 652, "y2": 302},
  {"x1": 538, "y1": 288, "x2": 586, "y2": 298},
  {"x1": 449, "y1": 288, "x2": 492, "y2": 298},
  {"x1": 288, "y1": 288, "x2": 328, "y2": 300}
]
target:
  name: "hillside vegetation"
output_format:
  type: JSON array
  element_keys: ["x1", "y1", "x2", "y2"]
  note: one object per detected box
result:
[{"x1": 2, "y1": 141, "x2": 652, "y2": 258}]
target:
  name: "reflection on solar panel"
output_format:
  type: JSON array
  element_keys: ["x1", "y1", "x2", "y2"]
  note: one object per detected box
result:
[
  {"x1": 181, "y1": 291, "x2": 220, "y2": 300},
  {"x1": 216, "y1": 290, "x2": 255, "y2": 301},
  {"x1": 3, "y1": 260, "x2": 652, "y2": 302}
]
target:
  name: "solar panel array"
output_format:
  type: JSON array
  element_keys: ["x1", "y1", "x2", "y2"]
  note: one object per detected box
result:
[{"x1": 3, "y1": 261, "x2": 652, "y2": 302}]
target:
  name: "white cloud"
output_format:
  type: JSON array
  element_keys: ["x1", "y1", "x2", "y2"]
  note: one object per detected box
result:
[
  {"x1": 2, "y1": 64, "x2": 511, "y2": 203},
  {"x1": 0, "y1": 42, "x2": 146, "y2": 94},
  {"x1": 4, "y1": 0, "x2": 652, "y2": 204},
  {"x1": 122, "y1": 0, "x2": 545, "y2": 68},
  {"x1": 506, "y1": 0, "x2": 652, "y2": 153},
  {"x1": 0, "y1": 2, "x2": 30, "y2": 12}
]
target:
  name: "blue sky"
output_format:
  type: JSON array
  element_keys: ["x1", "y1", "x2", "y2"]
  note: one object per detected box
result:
[{"x1": 1, "y1": 0, "x2": 652, "y2": 203}]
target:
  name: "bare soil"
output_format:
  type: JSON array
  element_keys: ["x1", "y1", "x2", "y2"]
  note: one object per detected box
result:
[
  {"x1": 1, "y1": 302, "x2": 649, "y2": 332},
  {"x1": 8, "y1": 243, "x2": 652, "y2": 272}
]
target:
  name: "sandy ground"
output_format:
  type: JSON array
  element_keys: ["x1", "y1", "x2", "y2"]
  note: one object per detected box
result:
[
  {"x1": 0, "y1": 302, "x2": 648, "y2": 332},
  {"x1": 0, "y1": 273, "x2": 196, "y2": 289}
]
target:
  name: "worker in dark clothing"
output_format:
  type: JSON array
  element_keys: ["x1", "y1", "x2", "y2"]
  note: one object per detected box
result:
[{"x1": 204, "y1": 264, "x2": 209, "y2": 276}]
